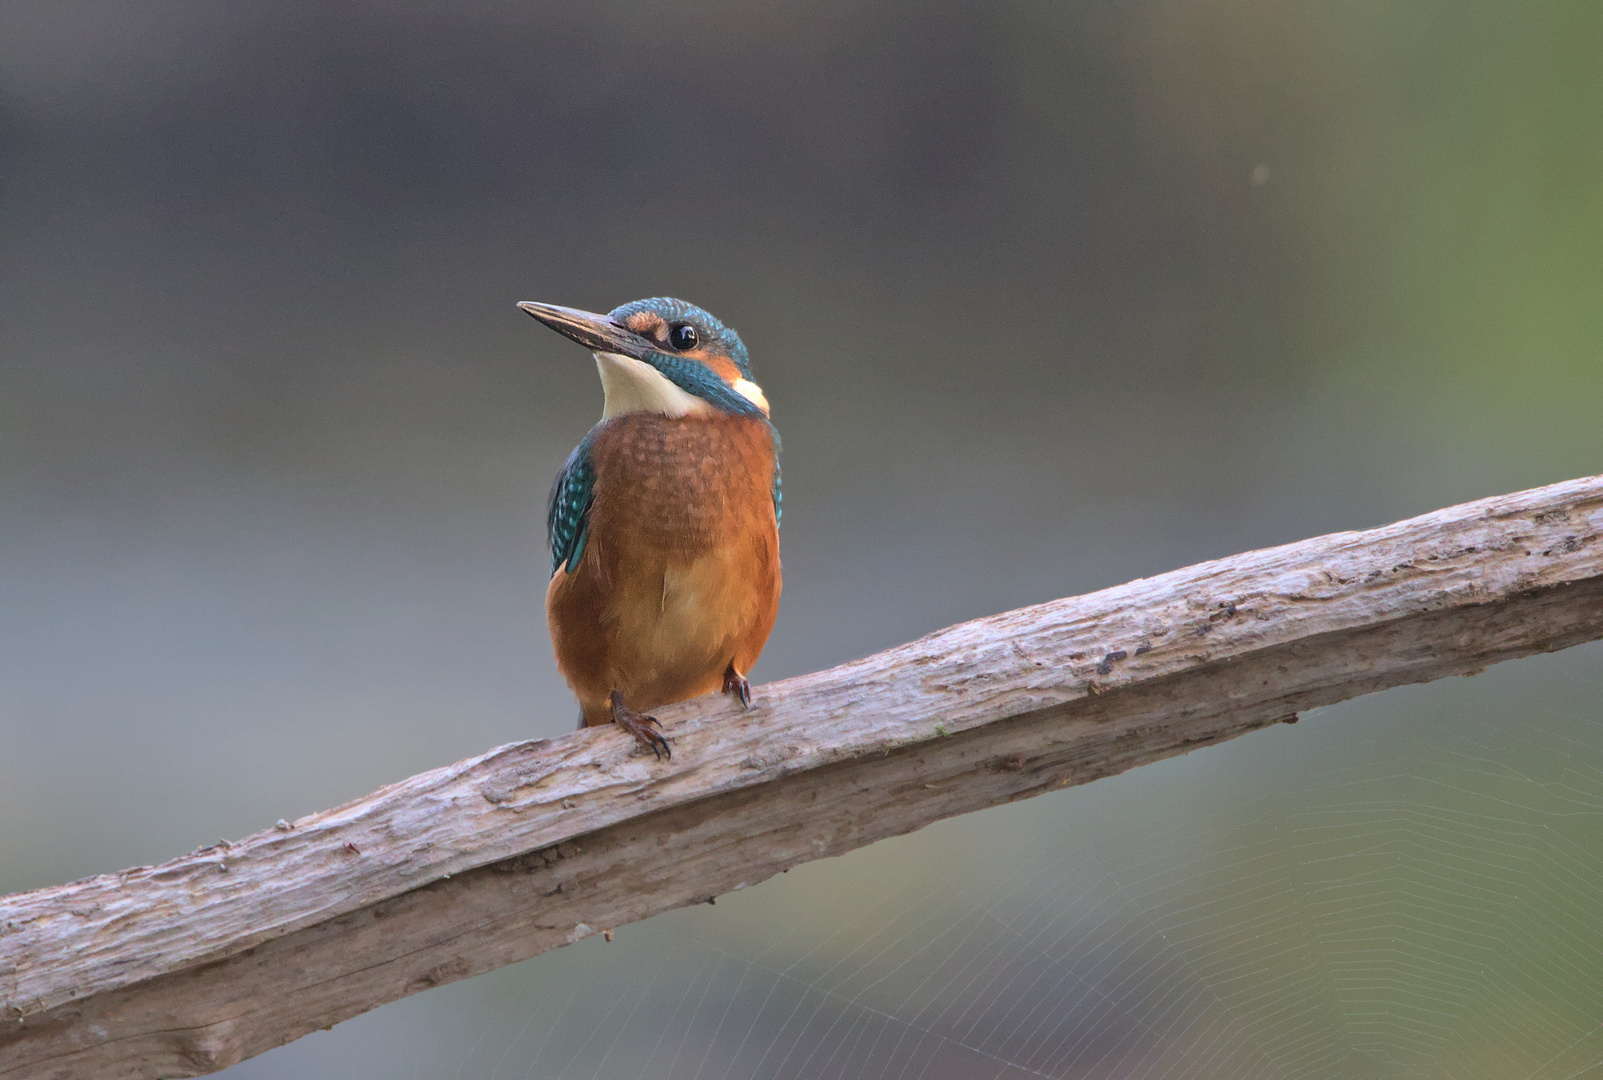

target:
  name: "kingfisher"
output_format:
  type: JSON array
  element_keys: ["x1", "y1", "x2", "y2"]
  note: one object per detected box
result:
[{"x1": 518, "y1": 297, "x2": 781, "y2": 760}]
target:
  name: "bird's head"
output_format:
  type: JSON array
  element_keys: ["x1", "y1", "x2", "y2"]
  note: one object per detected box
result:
[{"x1": 518, "y1": 297, "x2": 769, "y2": 421}]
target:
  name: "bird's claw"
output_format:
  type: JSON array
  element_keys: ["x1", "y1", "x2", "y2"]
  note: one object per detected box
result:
[
  {"x1": 610, "y1": 690, "x2": 671, "y2": 760},
  {"x1": 722, "y1": 665, "x2": 753, "y2": 710}
]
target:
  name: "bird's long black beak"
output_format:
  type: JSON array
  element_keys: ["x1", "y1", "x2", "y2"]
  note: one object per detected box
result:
[{"x1": 518, "y1": 302, "x2": 649, "y2": 360}]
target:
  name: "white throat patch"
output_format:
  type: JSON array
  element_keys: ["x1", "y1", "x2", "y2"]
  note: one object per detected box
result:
[
  {"x1": 595, "y1": 352, "x2": 712, "y2": 420},
  {"x1": 732, "y1": 378, "x2": 770, "y2": 415},
  {"x1": 594, "y1": 352, "x2": 771, "y2": 420}
]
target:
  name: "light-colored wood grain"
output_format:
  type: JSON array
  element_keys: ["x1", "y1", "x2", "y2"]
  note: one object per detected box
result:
[{"x1": 3, "y1": 474, "x2": 1601, "y2": 1079}]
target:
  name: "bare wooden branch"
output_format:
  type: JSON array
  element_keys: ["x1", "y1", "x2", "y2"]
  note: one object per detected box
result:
[{"x1": 3, "y1": 474, "x2": 1602, "y2": 1079}]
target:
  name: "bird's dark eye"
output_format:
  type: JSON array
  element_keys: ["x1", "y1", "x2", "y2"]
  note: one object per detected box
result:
[{"x1": 669, "y1": 323, "x2": 699, "y2": 351}]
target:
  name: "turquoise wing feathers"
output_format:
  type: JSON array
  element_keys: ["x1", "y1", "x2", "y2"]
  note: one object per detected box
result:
[
  {"x1": 771, "y1": 452, "x2": 781, "y2": 527},
  {"x1": 547, "y1": 436, "x2": 596, "y2": 576}
]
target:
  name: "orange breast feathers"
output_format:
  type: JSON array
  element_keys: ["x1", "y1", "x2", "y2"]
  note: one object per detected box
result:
[{"x1": 546, "y1": 410, "x2": 780, "y2": 726}]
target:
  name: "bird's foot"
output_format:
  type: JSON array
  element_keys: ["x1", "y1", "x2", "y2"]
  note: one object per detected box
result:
[
  {"x1": 722, "y1": 664, "x2": 752, "y2": 710},
  {"x1": 609, "y1": 690, "x2": 671, "y2": 760}
]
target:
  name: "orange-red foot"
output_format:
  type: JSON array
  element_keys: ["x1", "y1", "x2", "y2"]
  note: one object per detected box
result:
[
  {"x1": 722, "y1": 664, "x2": 752, "y2": 710},
  {"x1": 610, "y1": 690, "x2": 670, "y2": 760}
]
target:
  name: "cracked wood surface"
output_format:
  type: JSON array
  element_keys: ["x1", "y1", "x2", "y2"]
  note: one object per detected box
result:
[{"x1": 2, "y1": 473, "x2": 1602, "y2": 1078}]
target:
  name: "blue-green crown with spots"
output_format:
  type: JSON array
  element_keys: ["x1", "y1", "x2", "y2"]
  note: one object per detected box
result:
[{"x1": 608, "y1": 297, "x2": 753, "y2": 379}]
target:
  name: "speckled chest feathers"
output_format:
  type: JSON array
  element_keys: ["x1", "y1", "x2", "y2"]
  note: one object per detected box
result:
[{"x1": 586, "y1": 411, "x2": 777, "y2": 551}]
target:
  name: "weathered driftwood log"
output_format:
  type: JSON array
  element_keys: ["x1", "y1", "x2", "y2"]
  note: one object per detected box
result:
[{"x1": 2, "y1": 474, "x2": 1602, "y2": 1079}]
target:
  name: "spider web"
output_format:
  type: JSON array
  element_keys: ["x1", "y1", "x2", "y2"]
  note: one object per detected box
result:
[{"x1": 236, "y1": 644, "x2": 1603, "y2": 1080}]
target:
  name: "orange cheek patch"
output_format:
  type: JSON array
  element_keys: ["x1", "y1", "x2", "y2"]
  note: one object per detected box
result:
[{"x1": 694, "y1": 354, "x2": 744, "y2": 386}]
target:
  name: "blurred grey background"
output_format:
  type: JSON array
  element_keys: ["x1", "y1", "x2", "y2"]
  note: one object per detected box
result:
[{"x1": 2, "y1": 3, "x2": 1601, "y2": 1077}]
